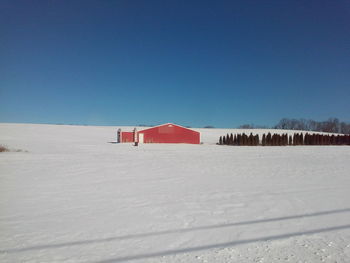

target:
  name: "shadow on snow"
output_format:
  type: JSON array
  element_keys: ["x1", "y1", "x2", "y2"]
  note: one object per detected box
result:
[
  {"x1": 1, "y1": 208, "x2": 350, "y2": 261},
  {"x1": 96, "y1": 224, "x2": 350, "y2": 263}
]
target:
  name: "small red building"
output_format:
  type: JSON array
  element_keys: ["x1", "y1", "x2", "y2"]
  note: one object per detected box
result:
[
  {"x1": 117, "y1": 130, "x2": 134, "y2": 143},
  {"x1": 117, "y1": 123, "x2": 200, "y2": 144}
]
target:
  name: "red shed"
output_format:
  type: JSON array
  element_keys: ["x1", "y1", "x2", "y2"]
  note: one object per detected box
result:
[
  {"x1": 117, "y1": 129, "x2": 134, "y2": 143},
  {"x1": 117, "y1": 124, "x2": 200, "y2": 144}
]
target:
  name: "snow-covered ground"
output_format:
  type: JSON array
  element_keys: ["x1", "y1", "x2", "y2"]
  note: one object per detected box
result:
[{"x1": 1, "y1": 123, "x2": 350, "y2": 262}]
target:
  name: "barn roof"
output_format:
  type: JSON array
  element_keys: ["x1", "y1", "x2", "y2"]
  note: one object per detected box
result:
[{"x1": 139, "y1": 123, "x2": 199, "y2": 133}]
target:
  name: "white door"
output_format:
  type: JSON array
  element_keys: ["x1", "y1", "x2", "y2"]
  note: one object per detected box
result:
[{"x1": 139, "y1": 133, "x2": 144, "y2": 143}]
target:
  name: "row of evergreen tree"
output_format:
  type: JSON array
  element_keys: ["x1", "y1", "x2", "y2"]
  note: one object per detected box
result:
[{"x1": 218, "y1": 133, "x2": 350, "y2": 146}]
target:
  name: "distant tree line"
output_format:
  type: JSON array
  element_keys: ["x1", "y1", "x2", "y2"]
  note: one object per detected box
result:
[
  {"x1": 238, "y1": 118, "x2": 350, "y2": 134},
  {"x1": 274, "y1": 118, "x2": 350, "y2": 134},
  {"x1": 238, "y1": 124, "x2": 269, "y2": 129},
  {"x1": 138, "y1": 124, "x2": 156, "y2": 127},
  {"x1": 218, "y1": 133, "x2": 350, "y2": 146}
]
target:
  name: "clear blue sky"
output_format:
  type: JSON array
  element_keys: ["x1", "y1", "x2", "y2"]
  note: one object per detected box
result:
[{"x1": 1, "y1": 0, "x2": 349, "y2": 128}]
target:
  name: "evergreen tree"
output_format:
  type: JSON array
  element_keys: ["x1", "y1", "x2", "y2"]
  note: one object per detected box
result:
[
  {"x1": 300, "y1": 133, "x2": 304, "y2": 145},
  {"x1": 293, "y1": 133, "x2": 296, "y2": 145},
  {"x1": 254, "y1": 135, "x2": 259, "y2": 146},
  {"x1": 229, "y1": 133, "x2": 234, "y2": 145},
  {"x1": 331, "y1": 135, "x2": 335, "y2": 145},
  {"x1": 271, "y1": 134, "x2": 274, "y2": 146},
  {"x1": 262, "y1": 134, "x2": 266, "y2": 146},
  {"x1": 304, "y1": 133, "x2": 309, "y2": 145},
  {"x1": 219, "y1": 136, "x2": 222, "y2": 145},
  {"x1": 266, "y1": 133, "x2": 272, "y2": 146},
  {"x1": 271, "y1": 134, "x2": 276, "y2": 146},
  {"x1": 289, "y1": 135, "x2": 292, "y2": 145},
  {"x1": 280, "y1": 134, "x2": 284, "y2": 146},
  {"x1": 241, "y1": 133, "x2": 246, "y2": 146},
  {"x1": 248, "y1": 133, "x2": 254, "y2": 146},
  {"x1": 277, "y1": 134, "x2": 283, "y2": 146},
  {"x1": 244, "y1": 133, "x2": 248, "y2": 146},
  {"x1": 336, "y1": 135, "x2": 341, "y2": 145},
  {"x1": 296, "y1": 133, "x2": 300, "y2": 145},
  {"x1": 237, "y1": 134, "x2": 241, "y2": 146}
]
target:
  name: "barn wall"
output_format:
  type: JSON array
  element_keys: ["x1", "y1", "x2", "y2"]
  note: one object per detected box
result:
[{"x1": 139, "y1": 124, "x2": 200, "y2": 144}]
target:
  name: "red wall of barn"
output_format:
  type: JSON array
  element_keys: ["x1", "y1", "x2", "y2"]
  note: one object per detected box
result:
[
  {"x1": 138, "y1": 124, "x2": 200, "y2": 144},
  {"x1": 121, "y1": 132, "x2": 134, "y2": 142}
]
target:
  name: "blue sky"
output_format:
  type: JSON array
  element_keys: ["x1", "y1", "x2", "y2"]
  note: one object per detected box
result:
[{"x1": 1, "y1": 0, "x2": 349, "y2": 128}]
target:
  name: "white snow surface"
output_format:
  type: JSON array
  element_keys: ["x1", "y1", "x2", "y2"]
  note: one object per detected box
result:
[{"x1": 1, "y1": 123, "x2": 350, "y2": 263}]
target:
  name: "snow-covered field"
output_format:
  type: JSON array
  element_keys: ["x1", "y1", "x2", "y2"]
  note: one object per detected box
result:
[{"x1": 1, "y1": 123, "x2": 350, "y2": 262}]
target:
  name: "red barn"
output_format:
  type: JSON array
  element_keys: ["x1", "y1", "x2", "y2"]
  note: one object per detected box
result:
[{"x1": 117, "y1": 124, "x2": 200, "y2": 144}]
